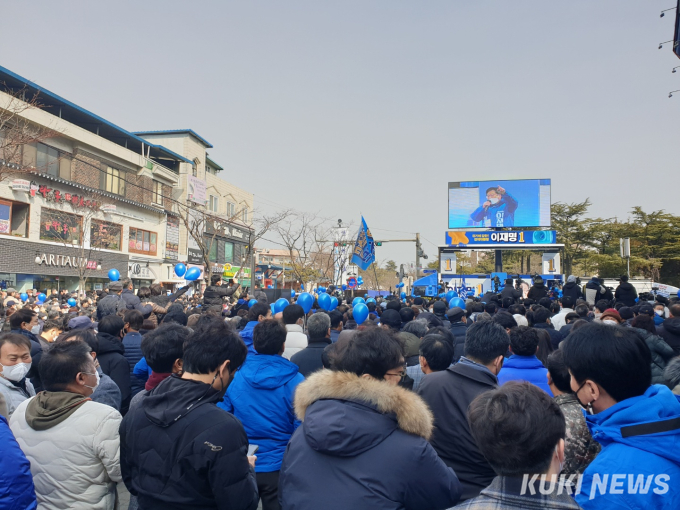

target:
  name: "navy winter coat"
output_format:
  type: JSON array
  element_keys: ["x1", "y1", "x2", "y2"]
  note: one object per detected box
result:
[
  {"x1": 279, "y1": 370, "x2": 461, "y2": 510},
  {"x1": 122, "y1": 331, "x2": 145, "y2": 398}
]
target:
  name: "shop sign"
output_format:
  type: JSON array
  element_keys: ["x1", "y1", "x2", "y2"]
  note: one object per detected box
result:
[
  {"x1": 32, "y1": 181, "x2": 100, "y2": 209},
  {"x1": 10, "y1": 179, "x2": 31, "y2": 192},
  {"x1": 187, "y1": 175, "x2": 207, "y2": 204},
  {"x1": 205, "y1": 220, "x2": 247, "y2": 240},
  {"x1": 101, "y1": 204, "x2": 117, "y2": 213},
  {"x1": 222, "y1": 265, "x2": 250, "y2": 279},
  {"x1": 165, "y1": 215, "x2": 179, "y2": 261},
  {"x1": 37, "y1": 253, "x2": 97, "y2": 269},
  {"x1": 129, "y1": 263, "x2": 155, "y2": 279},
  {"x1": 188, "y1": 248, "x2": 203, "y2": 265}
]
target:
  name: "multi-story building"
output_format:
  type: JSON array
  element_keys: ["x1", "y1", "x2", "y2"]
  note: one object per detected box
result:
[
  {"x1": 133, "y1": 130, "x2": 254, "y2": 288},
  {"x1": 0, "y1": 65, "x2": 189, "y2": 293}
]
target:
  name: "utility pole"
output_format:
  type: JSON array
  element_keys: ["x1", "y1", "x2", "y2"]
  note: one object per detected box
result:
[{"x1": 416, "y1": 233, "x2": 421, "y2": 280}]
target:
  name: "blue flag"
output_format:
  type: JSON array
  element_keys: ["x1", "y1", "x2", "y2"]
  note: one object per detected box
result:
[{"x1": 351, "y1": 217, "x2": 375, "y2": 270}]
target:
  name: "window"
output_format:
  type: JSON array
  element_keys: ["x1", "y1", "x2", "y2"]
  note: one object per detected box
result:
[
  {"x1": 153, "y1": 181, "x2": 163, "y2": 205},
  {"x1": 0, "y1": 199, "x2": 29, "y2": 238},
  {"x1": 208, "y1": 238, "x2": 218, "y2": 262},
  {"x1": 40, "y1": 208, "x2": 82, "y2": 244},
  {"x1": 192, "y1": 165, "x2": 197, "y2": 177},
  {"x1": 32, "y1": 142, "x2": 71, "y2": 179},
  {"x1": 209, "y1": 195, "x2": 219, "y2": 213},
  {"x1": 90, "y1": 220, "x2": 121, "y2": 251},
  {"x1": 36, "y1": 143, "x2": 59, "y2": 176},
  {"x1": 129, "y1": 227, "x2": 157, "y2": 255},
  {"x1": 242, "y1": 208, "x2": 248, "y2": 223},
  {"x1": 101, "y1": 167, "x2": 126, "y2": 196},
  {"x1": 227, "y1": 201, "x2": 236, "y2": 217},
  {"x1": 224, "y1": 241, "x2": 234, "y2": 263}
]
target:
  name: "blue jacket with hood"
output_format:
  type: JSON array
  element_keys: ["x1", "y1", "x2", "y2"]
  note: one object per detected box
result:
[
  {"x1": 497, "y1": 355, "x2": 553, "y2": 396},
  {"x1": 576, "y1": 384, "x2": 680, "y2": 510},
  {"x1": 238, "y1": 321, "x2": 259, "y2": 356},
  {"x1": 218, "y1": 354, "x2": 304, "y2": 472}
]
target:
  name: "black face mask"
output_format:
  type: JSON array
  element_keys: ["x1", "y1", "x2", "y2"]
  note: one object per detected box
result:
[{"x1": 575, "y1": 380, "x2": 594, "y2": 414}]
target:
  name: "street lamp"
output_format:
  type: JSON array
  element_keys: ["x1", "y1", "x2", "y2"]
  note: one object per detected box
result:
[
  {"x1": 97, "y1": 259, "x2": 102, "y2": 271},
  {"x1": 34, "y1": 252, "x2": 41, "y2": 264},
  {"x1": 673, "y1": 66, "x2": 680, "y2": 73},
  {"x1": 661, "y1": 7, "x2": 676, "y2": 17},
  {"x1": 669, "y1": 90, "x2": 680, "y2": 97}
]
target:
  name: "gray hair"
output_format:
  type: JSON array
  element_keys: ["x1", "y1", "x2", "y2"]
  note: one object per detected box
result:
[
  {"x1": 403, "y1": 319, "x2": 428, "y2": 338},
  {"x1": 307, "y1": 312, "x2": 331, "y2": 339}
]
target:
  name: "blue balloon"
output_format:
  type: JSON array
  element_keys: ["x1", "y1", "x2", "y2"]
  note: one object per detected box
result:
[
  {"x1": 365, "y1": 297, "x2": 376, "y2": 305},
  {"x1": 274, "y1": 298, "x2": 290, "y2": 314},
  {"x1": 185, "y1": 267, "x2": 201, "y2": 281},
  {"x1": 353, "y1": 303, "x2": 369, "y2": 325},
  {"x1": 445, "y1": 290, "x2": 456, "y2": 301},
  {"x1": 329, "y1": 296, "x2": 338, "y2": 311},
  {"x1": 20, "y1": 292, "x2": 28, "y2": 302},
  {"x1": 297, "y1": 292, "x2": 314, "y2": 314},
  {"x1": 449, "y1": 297, "x2": 466, "y2": 309},
  {"x1": 318, "y1": 292, "x2": 332, "y2": 311},
  {"x1": 290, "y1": 289, "x2": 296, "y2": 298},
  {"x1": 174, "y1": 263, "x2": 187, "y2": 278},
  {"x1": 401, "y1": 292, "x2": 406, "y2": 299},
  {"x1": 352, "y1": 297, "x2": 365, "y2": 307},
  {"x1": 248, "y1": 299, "x2": 257, "y2": 308},
  {"x1": 300, "y1": 284, "x2": 304, "y2": 291},
  {"x1": 270, "y1": 303, "x2": 276, "y2": 314},
  {"x1": 37, "y1": 293, "x2": 46, "y2": 303},
  {"x1": 342, "y1": 284, "x2": 348, "y2": 291},
  {"x1": 67, "y1": 298, "x2": 77, "y2": 307},
  {"x1": 108, "y1": 268, "x2": 120, "y2": 281}
]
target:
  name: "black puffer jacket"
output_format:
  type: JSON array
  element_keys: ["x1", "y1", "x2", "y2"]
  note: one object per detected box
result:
[
  {"x1": 280, "y1": 370, "x2": 461, "y2": 510},
  {"x1": 449, "y1": 321, "x2": 467, "y2": 363},
  {"x1": 561, "y1": 281, "x2": 583, "y2": 303},
  {"x1": 527, "y1": 281, "x2": 548, "y2": 301},
  {"x1": 96, "y1": 332, "x2": 131, "y2": 405},
  {"x1": 615, "y1": 282, "x2": 638, "y2": 307},
  {"x1": 203, "y1": 284, "x2": 240, "y2": 307},
  {"x1": 120, "y1": 375, "x2": 258, "y2": 510},
  {"x1": 636, "y1": 329, "x2": 675, "y2": 385},
  {"x1": 657, "y1": 317, "x2": 680, "y2": 356}
]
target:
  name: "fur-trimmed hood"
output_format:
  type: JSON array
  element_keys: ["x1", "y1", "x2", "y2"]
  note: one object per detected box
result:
[{"x1": 294, "y1": 369, "x2": 434, "y2": 441}]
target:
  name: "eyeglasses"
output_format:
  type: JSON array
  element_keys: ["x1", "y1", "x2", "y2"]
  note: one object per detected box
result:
[{"x1": 385, "y1": 368, "x2": 407, "y2": 378}]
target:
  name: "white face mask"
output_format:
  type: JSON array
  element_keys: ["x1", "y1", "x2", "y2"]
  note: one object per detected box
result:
[
  {"x1": 488, "y1": 197, "x2": 500, "y2": 205},
  {"x1": 0, "y1": 362, "x2": 32, "y2": 382},
  {"x1": 655, "y1": 310, "x2": 664, "y2": 317},
  {"x1": 602, "y1": 319, "x2": 618, "y2": 325},
  {"x1": 83, "y1": 370, "x2": 100, "y2": 391},
  {"x1": 31, "y1": 325, "x2": 41, "y2": 335}
]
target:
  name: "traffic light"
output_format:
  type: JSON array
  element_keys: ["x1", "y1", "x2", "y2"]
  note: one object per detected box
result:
[{"x1": 375, "y1": 242, "x2": 382, "y2": 246}]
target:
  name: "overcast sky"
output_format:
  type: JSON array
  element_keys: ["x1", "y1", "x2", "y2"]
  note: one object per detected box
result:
[{"x1": 2, "y1": 1, "x2": 678, "y2": 266}]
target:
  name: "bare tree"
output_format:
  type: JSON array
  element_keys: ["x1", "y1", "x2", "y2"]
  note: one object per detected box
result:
[
  {"x1": 36, "y1": 188, "x2": 117, "y2": 293},
  {"x1": 274, "y1": 213, "x2": 339, "y2": 290},
  {"x1": 178, "y1": 201, "x2": 291, "y2": 287},
  {"x1": 0, "y1": 85, "x2": 59, "y2": 180}
]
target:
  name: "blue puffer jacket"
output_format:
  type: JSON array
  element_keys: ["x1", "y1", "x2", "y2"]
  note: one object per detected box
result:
[
  {"x1": 218, "y1": 354, "x2": 304, "y2": 472},
  {"x1": 238, "y1": 321, "x2": 259, "y2": 356},
  {"x1": 497, "y1": 355, "x2": 553, "y2": 396},
  {"x1": 0, "y1": 415, "x2": 37, "y2": 510},
  {"x1": 576, "y1": 385, "x2": 680, "y2": 510}
]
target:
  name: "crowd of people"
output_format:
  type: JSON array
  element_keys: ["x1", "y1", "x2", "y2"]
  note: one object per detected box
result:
[{"x1": 1, "y1": 272, "x2": 680, "y2": 510}]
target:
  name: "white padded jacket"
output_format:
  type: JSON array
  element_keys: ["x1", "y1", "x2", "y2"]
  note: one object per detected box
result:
[
  {"x1": 283, "y1": 324, "x2": 308, "y2": 360},
  {"x1": 10, "y1": 398, "x2": 122, "y2": 510}
]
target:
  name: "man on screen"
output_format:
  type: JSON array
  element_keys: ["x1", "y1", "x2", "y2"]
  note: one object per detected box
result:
[{"x1": 470, "y1": 185, "x2": 518, "y2": 227}]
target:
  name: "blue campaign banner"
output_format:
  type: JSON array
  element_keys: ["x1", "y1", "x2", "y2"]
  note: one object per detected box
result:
[{"x1": 445, "y1": 230, "x2": 556, "y2": 246}]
